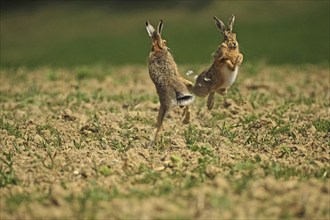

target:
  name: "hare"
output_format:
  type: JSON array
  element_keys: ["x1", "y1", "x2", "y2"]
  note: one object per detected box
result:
[
  {"x1": 146, "y1": 20, "x2": 194, "y2": 142},
  {"x1": 190, "y1": 15, "x2": 243, "y2": 110}
]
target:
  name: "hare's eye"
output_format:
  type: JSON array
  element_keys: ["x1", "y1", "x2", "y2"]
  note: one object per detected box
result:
[{"x1": 163, "y1": 40, "x2": 166, "y2": 45}]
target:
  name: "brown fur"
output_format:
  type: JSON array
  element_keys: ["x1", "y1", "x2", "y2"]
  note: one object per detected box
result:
[
  {"x1": 146, "y1": 20, "x2": 194, "y2": 143},
  {"x1": 190, "y1": 15, "x2": 243, "y2": 110}
]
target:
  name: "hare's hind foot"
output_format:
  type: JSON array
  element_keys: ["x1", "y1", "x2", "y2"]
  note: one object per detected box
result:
[
  {"x1": 182, "y1": 106, "x2": 191, "y2": 124},
  {"x1": 148, "y1": 130, "x2": 159, "y2": 147},
  {"x1": 217, "y1": 88, "x2": 228, "y2": 95},
  {"x1": 207, "y1": 92, "x2": 215, "y2": 110},
  {"x1": 149, "y1": 125, "x2": 162, "y2": 147}
]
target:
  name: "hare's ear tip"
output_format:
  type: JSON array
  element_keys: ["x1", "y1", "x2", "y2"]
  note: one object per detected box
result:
[
  {"x1": 213, "y1": 16, "x2": 217, "y2": 19},
  {"x1": 146, "y1": 21, "x2": 149, "y2": 26}
]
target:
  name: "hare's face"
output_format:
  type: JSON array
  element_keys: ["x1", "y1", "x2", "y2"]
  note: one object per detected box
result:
[
  {"x1": 152, "y1": 34, "x2": 167, "y2": 52},
  {"x1": 224, "y1": 32, "x2": 238, "y2": 50}
]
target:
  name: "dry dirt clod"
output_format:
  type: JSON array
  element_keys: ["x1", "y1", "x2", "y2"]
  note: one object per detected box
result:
[{"x1": 62, "y1": 109, "x2": 76, "y2": 121}]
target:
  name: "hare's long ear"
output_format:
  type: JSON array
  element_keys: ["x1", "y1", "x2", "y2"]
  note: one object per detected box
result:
[
  {"x1": 157, "y1": 20, "x2": 163, "y2": 35},
  {"x1": 228, "y1": 14, "x2": 235, "y2": 32},
  {"x1": 214, "y1": 16, "x2": 226, "y2": 33},
  {"x1": 146, "y1": 21, "x2": 156, "y2": 37}
]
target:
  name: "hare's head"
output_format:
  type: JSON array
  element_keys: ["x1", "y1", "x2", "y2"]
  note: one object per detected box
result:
[
  {"x1": 146, "y1": 20, "x2": 167, "y2": 52},
  {"x1": 214, "y1": 15, "x2": 238, "y2": 50}
]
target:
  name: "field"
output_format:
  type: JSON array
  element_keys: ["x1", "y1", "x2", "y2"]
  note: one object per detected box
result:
[
  {"x1": 0, "y1": 63, "x2": 329, "y2": 219},
  {"x1": 0, "y1": 1, "x2": 329, "y2": 219}
]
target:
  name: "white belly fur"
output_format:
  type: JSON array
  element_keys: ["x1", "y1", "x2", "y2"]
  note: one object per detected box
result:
[{"x1": 221, "y1": 66, "x2": 238, "y2": 88}]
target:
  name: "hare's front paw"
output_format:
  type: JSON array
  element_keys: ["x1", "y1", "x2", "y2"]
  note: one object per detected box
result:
[
  {"x1": 236, "y1": 54, "x2": 243, "y2": 66},
  {"x1": 220, "y1": 42, "x2": 228, "y2": 48},
  {"x1": 186, "y1": 81, "x2": 194, "y2": 89},
  {"x1": 181, "y1": 78, "x2": 194, "y2": 90}
]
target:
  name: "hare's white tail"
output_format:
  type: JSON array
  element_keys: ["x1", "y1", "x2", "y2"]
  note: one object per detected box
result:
[{"x1": 176, "y1": 93, "x2": 194, "y2": 106}]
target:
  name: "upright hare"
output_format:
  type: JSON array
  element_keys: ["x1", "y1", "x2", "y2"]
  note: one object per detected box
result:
[
  {"x1": 146, "y1": 20, "x2": 194, "y2": 142},
  {"x1": 190, "y1": 15, "x2": 243, "y2": 110}
]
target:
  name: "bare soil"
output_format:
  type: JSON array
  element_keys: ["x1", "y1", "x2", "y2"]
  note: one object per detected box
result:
[{"x1": 0, "y1": 64, "x2": 329, "y2": 219}]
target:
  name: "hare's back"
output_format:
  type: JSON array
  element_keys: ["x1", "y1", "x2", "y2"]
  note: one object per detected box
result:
[{"x1": 149, "y1": 59, "x2": 179, "y2": 84}]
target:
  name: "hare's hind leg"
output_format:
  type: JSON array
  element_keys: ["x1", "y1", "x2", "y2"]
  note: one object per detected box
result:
[
  {"x1": 207, "y1": 92, "x2": 215, "y2": 110},
  {"x1": 182, "y1": 106, "x2": 190, "y2": 124},
  {"x1": 154, "y1": 104, "x2": 168, "y2": 141}
]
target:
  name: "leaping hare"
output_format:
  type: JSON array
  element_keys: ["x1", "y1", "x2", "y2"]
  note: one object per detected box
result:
[
  {"x1": 190, "y1": 15, "x2": 243, "y2": 110},
  {"x1": 146, "y1": 20, "x2": 194, "y2": 142}
]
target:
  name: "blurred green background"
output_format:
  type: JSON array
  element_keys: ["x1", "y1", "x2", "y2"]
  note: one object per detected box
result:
[{"x1": 0, "y1": 0, "x2": 329, "y2": 67}]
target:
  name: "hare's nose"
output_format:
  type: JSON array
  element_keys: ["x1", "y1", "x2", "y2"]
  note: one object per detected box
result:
[{"x1": 232, "y1": 42, "x2": 237, "y2": 47}]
